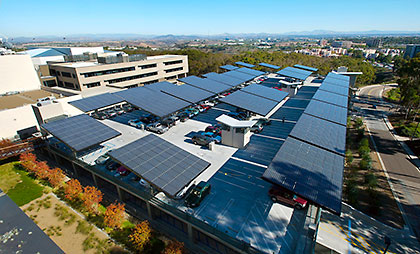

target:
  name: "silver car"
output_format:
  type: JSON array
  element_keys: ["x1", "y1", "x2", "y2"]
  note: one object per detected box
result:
[{"x1": 146, "y1": 122, "x2": 169, "y2": 134}]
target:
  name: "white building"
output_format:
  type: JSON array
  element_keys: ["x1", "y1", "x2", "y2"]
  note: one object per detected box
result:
[{"x1": 0, "y1": 55, "x2": 41, "y2": 94}]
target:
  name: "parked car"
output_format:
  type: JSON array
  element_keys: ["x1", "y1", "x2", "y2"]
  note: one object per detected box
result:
[
  {"x1": 140, "y1": 114, "x2": 157, "y2": 124},
  {"x1": 268, "y1": 186, "x2": 307, "y2": 210},
  {"x1": 114, "y1": 106, "x2": 125, "y2": 115},
  {"x1": 199, "y1": 104, "x2": 211, "y2": 111},
  {"x1": 177, "y1": 112, "x2": 189, "y2": 122},
  {"x1": 273, "y1": 86, "x2": 282, "y2": 91},
  {"x1": 200, "y1": 132, "x2": 221, "y2": 144},
  {"x1": 256, "y1": 118, "x2": 271, "y2": 126},
  {"x1": 161, "y1": 117, "x2": 176, "y2": 128},
  {"x1": 186, "y1": 107, "x2": 199, "y2": 116},
  {"x1": 116, "y1": 166, "x2": 130, "y2": 176},
  {"x1": 250, "y1": 123, "x2": 263, "y2": 133},
  {"x1": 184, "y1": 182, "x2": 211, "y2": 208},
  {"x1": 105, "y1": 161, "x2": 119, "y2": 171},
  {"x1": 146, "y1": 122, "x2": 169, "y2": 134},
  {"x1": 227, "y1": 112, "x2": 247, "y2": 120},
  {"x1": 192, "y1": 134, "x2": 213, "y2": 147},
  {"x1": 122, "y1": 104, "x2": 134, "y2": 112},
  {"x1": 205, "y1": 125, "x2": 221, "y2": 135},
  {"x1": 106, "y1": 109, "x2": 117, "y2": 118},
  {"x1": 92, "y1": 111, "x2": 108, "y2": 120},
  {"x1": 128, "y1": 119, "x2": 145, "y2": 129},
  {"x1": 94, "y1": 151, "x2": 112, "y2": 165}
]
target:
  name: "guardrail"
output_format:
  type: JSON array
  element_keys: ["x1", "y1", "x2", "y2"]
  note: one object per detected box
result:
[{"x1": 0, "y1": 137, "x2": 43, "y2": 160}]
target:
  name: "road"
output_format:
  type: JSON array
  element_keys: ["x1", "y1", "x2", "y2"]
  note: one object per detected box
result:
[{"x1": 357, "y1": 84, "x2": 420, "y2": 241}]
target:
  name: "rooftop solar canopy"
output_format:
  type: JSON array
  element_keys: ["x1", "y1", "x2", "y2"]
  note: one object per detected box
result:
[
  {"x1": 304, "y1": 100, "x2": 348, "y2": 126},
  {"x1": 312, "y1": 90, "x2": 348, "y2": 108},
  {"x1": 145, "y1": 81, "x2": 175, "y2": 91},
  {"x1": 178, "y1": 76, "x2": 231, "y2": 94},
  {"x1": 241, "y1": 84, "x2": 288, "y2": 102},
  {"x1": 69, "y1": 93, "x2": 125, "y2": 112},
  {"x1": 322, "y1": 76, "x2": 350, "y2": 88},
  {"x1": 235, "y1": 61, "x2": 255, "y2": 68},
  {"x1": 327, "y1": 72, "x2": 350, "y2": 82},
  {"x1": 236, "y1": 67, "x2": 265, "y2": 77},
  {"x1": 160, "y1": 84, "x2": 214, "y2": 103},
  {"x1": 319, "y1": 82, "x2": 349, "y2": 97},
  {"x1": 115, "y1": 86, "x2": 190, "y2": 118},
  {"x1": 293, "y1": 64, "x2": 318, "y2": 72},
  {"x1": 277, "y1": 67, "x2": 312, "y2": 81},
  {"x1": 41, "y1": 114, "x2": 121, "y2": 152},
  {"x1": 204, "y1": 72, "x2": 243, "y2": 87},
  {"x1": 259, "y1": 63, "x2": 281, "y2": 69},
  {"x1": 220, "y1": 91, "x2": 278, "y2": 116},
  {"x1": 262, "y1": 137, "x2": 344, "y2": 215},
  {"x1": 223, "y1": 70, "x2": 256, "y2": 82},
  {"x1": 109, "y1": 134, "x2": 210, "y2": 197},
  {"x1": 289, "y1": 114, "x2": 346, "y2": 155},
  {"x1": 220, "y1": 64, "x2": 239, "y2": 71}
]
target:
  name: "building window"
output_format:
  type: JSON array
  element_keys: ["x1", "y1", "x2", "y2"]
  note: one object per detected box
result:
[
  {"x1": 164, "y1": 67, "x2": 183, "y2": 73},
  {"x1": 57, "y1": 71, "x2": 61, "y2": 76},
  {"x1": 61, "y1": 72, "x2": 72, "y2": 78},
  {"x1": 72, "y1": 74, "x2": 76, "y2": 78},
  {"x1": 106, "y1": 71, "x2": 158, "y2": 84},
  {"x1": 83, "y1": 82, "x2": 101, "y2": 88},
  {"x1": 58, "y1": 81, "x2": 63, "y2": 87},
  {"x1": 64, "y1": 82, "x2": 75, "y2": 88},
  {"x1": 80, "y1": 67, "x2": 135, "y2": 78},
  {"x1": 43, "y1": 80, "x2": 57, "y2": 87},
  {"x1": 50, "y1": 69, "x2": 56, "y2": 75},
  {"x1": 163, "y1": 60, "x2": 183, "y2": 66},
  {"x1": 139, "y1": 63, "x2": 157, "y2": 69},
  {"x1": 143, "y1": 79, "x2": 159, "y2": 85},
  {"x1": 165, "y1": 75, "x2": 176, "y2": 80}
]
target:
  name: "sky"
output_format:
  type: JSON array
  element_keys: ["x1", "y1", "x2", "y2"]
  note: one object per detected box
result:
[{"x1": 1, "y1": 0, "x2": 420, "y2": 37}]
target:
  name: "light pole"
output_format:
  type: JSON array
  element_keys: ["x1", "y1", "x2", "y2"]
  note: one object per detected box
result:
[{"x1": 383, "y1": 236, "x2": 391, "y2": 254}]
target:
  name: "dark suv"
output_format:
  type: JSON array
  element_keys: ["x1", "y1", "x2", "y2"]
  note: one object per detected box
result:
[
  {"x1": 184, "y1": 182, "x2": 211, "y2": 208},
  {"x1": 268, "y1": 186, "x2": 307, "y2": 210},
  {"x1": 192, "y1": 134, "x2": 213, "y2": 147}
]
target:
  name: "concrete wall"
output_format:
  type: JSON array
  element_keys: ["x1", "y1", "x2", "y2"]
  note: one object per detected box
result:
[
  {"x1": 0, "y1": 55, "x2": 41, "y2": 94},
  {"x1": 0, "y1": 105, "x2": 39, "y2": 139},
  {"x1": 32, "y1": 55, "x2": 64, "y2": 66}
]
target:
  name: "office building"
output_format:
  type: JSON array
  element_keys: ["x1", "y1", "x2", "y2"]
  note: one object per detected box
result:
[
  {"x1": 404, "y1": 44, "x2": 420, "y2": 58},
  {"x1": 0, "y1": 55, "x2": 41, "y2": 94},
  {"x1": 331, "y1": 40, "x2": 352, "y2": 48}
]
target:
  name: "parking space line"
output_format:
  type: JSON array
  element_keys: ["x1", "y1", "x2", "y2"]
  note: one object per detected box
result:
[{"x1": 253, "y1": 133, "x2": 286, "y2": 141}]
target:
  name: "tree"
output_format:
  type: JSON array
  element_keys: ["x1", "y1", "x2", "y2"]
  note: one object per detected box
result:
[
  {"x1": 82, "y1": 186, "x2": 103, "y2": 214},
  {"x1": 0, "y1": 138, "x2": 13, "y2": 148},
  {"x1": 19, "y1": 152, "x2": 37, "y2": 171},
  {"x1": 397, "y1": 55, "x2": 420, "y2": 119},
  {"x1": 64, "y1": 179, "x2": 83, "y2": 201},
  {"x1": 34, "y1": 161, "x2": 50, "y2": 179},
  {"x1": 104, "y1": 202, "x2": 125, "y2": 229},
  {"x1": 129, "y1": 221, "x2": 152, "y2": 252},
  {"x1": 163, "y1": 240, "x2": 184, "y2": 254},
  {"x1": 47, "y1": 167, "x2": 65, "y2": 187}
]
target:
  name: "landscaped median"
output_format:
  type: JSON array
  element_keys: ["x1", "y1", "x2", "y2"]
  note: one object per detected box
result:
[{"x1": 0, "y1": 153, "x2": 186, "y2": 254}]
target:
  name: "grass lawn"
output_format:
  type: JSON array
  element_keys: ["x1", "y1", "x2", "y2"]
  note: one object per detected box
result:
[{"x1": 0, "y1": 162, "x2": 44, "y2": 206}]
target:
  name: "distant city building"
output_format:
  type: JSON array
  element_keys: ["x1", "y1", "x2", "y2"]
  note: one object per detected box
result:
[
  {"x1": 47, "y1": 52, "x2": 188, "y2": 91},
  {"x1": 20, "y1": 47, "x2": 105, "y2": 66},
  {"x1": 331, "y1": 41, "x2": 352, "y2": 48},
  {"x1": 0, "y1": 55, "x2": 41, "y2": 94},
  {"x1": 404, "y1": 44, "x2": 420, "y2": 58},
  {"x1": 366, "y1": 38, "x2": 381, "y2": 48},
  {"x1": 319, "y1": 39, "x2": 328, "y2": 46}
]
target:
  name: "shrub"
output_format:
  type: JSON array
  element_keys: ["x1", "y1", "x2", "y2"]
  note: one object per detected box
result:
[
  {"x1": 359, "y1": 159, "x2": 372, "y2": 170},
  {"x1": 365, "y1": 172, "x2": 378, "y2": 190},
  {"x1": 345, "y1": 150, "x2": 353, "y2": 165},
  {"x1": 354, "y1": 118, "x2": 364, "y2": 129},
  {"x1": 360, "y1": 137, "x2": 369, "y2": 147},
  {"x1": 358, "y1": 146, "x2": 371, "y2": 157},
  {"x1": 76, "y1": 220, "x2": 93, "y2": 235},
  {"x1": 345, "y1": 179, "x2": 359, "y2": 206}
]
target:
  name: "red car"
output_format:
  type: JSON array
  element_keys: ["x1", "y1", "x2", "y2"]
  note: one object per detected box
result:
[
  {"x1": 222, "y1": 92, "x2": 231, "y2": 96},
  {"x1": 117, "y1": 166, "x2": 130, "y2": 176},
  {"x1": 268, "y1": 186, "x2": 307, "y2": 210},
  {"x1": 200, "y1": 104, "x2": 211, "y2": 111},
  {"x1": 273, "y1": 87, "x2": 282, "y2": 91}
]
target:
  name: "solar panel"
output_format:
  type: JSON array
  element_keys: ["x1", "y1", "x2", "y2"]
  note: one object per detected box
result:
[
  {"x1": 233, "y1": 135, "x2": 284, "y2": 166},
  {"x1": 282, "y1": 98, "x2": 311, "y2": 109},
  {"x1": 277, "y1": 67, "x2": 312, "y2": 81},
  {"x1": 262, "y1": 137, "x2": 344, "y2": 214},
  {"x1": 223, "y1": 70, "x2": 256, "y2": 82},
  {"x1": 235, "y1": 61, "x2": 255, "y2": 68},
  {"x1": 259, "y1": 63, "x2": 281, "y2": 69},
  {"x1": 41, "y1": 114, "x2": 121, "y2": 152},
  {"x1": 323, "y1": 76, "x2": 350, "y2": 88},
  {"x1": 204, "y1": 72, "x2": 243, "y2": 87},
  {"x1": 220, "y1": 64, "x2": 239, "y2": 71},
  {"x1": 270, "y1": 107, "x2": 304, "y2": 122},
  {"x1": 319, "y1": 82, "x2": 349, "y2": 97},
  {"x1": 178, "y1": 76, "x2": 231, "y2": 94},
  {"x1": 304, "y1": 100, "x2": 348, "y2": 126},
  {"x1": 327, "y1": 72, "x2": 350, "y2": 82},
  {"x1": 241, "y1": 84, "x2": 288, "y2": 102},
  {"x1": 160, "y1": 84, "x2": 214, "y2": 103},
  {"x1": 115, "y1": 87, "x2": 190, "y2": 118},
  {"x1": 69, "y1": 93, "x2": 125, "y2": 112},
  {"x1": 289, "y1": 114, "x2": 346, "y2": 155},
  {"x1": 312, "y1": 89, "x2": 348, "y2": 108},
  {"x1": 109, "y1": 134, "x2": 210, "y2": 197},
  {"x1": 220, "y1": 91, "x2": 278, "y2": 116},
  {"x1": 293, "y1": 64, "x2": 318, "y2": 72},
  {"x1": 236, "y1": 67, "x2": 265, "y2": 77},
  {"x1": 144, "y1": 81, "x2": 175, "y2": 91}
]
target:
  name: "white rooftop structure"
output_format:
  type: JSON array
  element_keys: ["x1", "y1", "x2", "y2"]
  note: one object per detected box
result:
[{"x1": 216, "y1": 114, "x2": 256, "y2": 128}]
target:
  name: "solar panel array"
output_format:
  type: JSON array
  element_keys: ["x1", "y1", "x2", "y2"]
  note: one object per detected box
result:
[
  {"x1": 319, "y1": 82, "x2": 349, "y2": 97},
  {"x1": 179, "y1": 76, "x2": 231, "y2": 94},
  {"x1": 304, "y1": 100, "x2": 348, "y2": 126},
  {"x1": 115, "y1": 86, "x2": 190, "y2": 118},
  {"x1": 160, "y1": 84, "x2": 214, "y2": 103},
  {"x1": 259, "y1": 63, "x2": 281, "y2": 69},
  {"x1": 262, "y1": 137, "x2": 344, "y2": 214},
  {"x1": 203, "y1": 72, "x2": 243, "y2": 87},
  {"x1": 42, "y1": 114, "x2": 121, "y2": 152},
  {"x1": 145, "y1": 81, "x2": 174, "y2": 91},
  {"x1": 241, "y1": 84, "x2": 288, "y2": 102},
  {"x1": 69, "y1": 93, "x2": 124, "y2": 112},
  {"x1": 293, "y1": 64, "x2": 318, "y2": 72},
  {"x1": 289, "y1": 114, "x2": 346, "y2": 155},
  {"x1": 109, "y1": 134, "x2": 210, "y2": 197},
  {"x1": 220, "y1": 91, "x2": 278, "y2": 116},
  {"x1": 326, "y1": 72, "x2": 350, "y2": 82},
  {"x1": 220, "y1": 64, "x2": 239, "y2": 71},
  {"x1": 235, "y1": 61, "x2": 255, "y2": 68},
  {"x1": 236, "y1": 67, "x2": 265, "y2": 77},
  {"x1": 223, "y1": 70, "x2": 255, "y2": 82},
  {"x1": 312, "y1": 90, "x2": 348, "y2": 108},
  {"x1": 276, "y1": 67, "x2": 313, "y2": 80}
]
